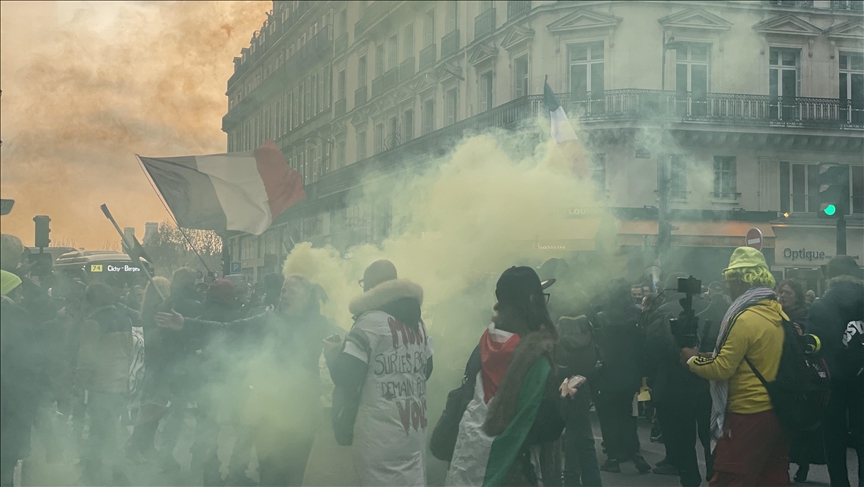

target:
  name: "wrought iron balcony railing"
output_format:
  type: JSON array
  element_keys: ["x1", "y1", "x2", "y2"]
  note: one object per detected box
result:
[
  {"x1": 441, "y1": 30, "x2": 460, "y2": 57},
  {"x1": 507, "y1": 1, "x2": 531, "y2": 20},
  {"x1": 371, "y1": 68, "x2": 398, "y2": 98},
  {"x1": 419, "y1": 44, "x2": 436, "y2": 70},
  {"x1": 400, "y1": 57, "x2": 415, "y2": 82},
  {"x1": 474, "y1": 8, "x2": 496, "y2": 41},
  {"x1": 355, "y1": 85, "x2": 368, "y2": 106},
  {"x1": 354, "y1": 1, "x2": 391, "y2": 38}
]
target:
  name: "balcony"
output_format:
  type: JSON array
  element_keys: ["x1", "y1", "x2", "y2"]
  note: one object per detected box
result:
[
  {"x1": 419, "y1": 44, "x2": 436, "y2": 70},
  {"x1": 371, "y1": 68, "x2": 399, "y2": 98},
  {"x1": 335, "y1": 98, "x2": 346, "y2": 117},
  {"x1": 441, "y1": 29, "x2": 460, "y2": 58},
  {"x1": 832, "y1": 0, "x2": 864, "y2": 10},
  {"x1": 764, "y1": 0, "x2": 814, "y2": 6},
  {"x1": 335, "y1": 32, "x2": 348, "y2": 54},
  {"x1": 354, "y1": 1, "x2": 391, "y2": 39},
  {"x1": 474, "y1": 8, "x2": 496, "y2": 41},
  {"x1": 507, "y1": 1, "x2": 531, "y2": 20},
  {"x1": 400, "y1": 57, "x2": 415, "y2": 82},
  {"x1": 355, "y1": 85, "x2": 368, "y2": 106}
]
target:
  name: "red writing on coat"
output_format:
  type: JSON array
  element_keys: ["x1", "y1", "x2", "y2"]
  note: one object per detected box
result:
[
  {"x1": 396, "y1": 398, "x2": 427, "y2": 435},
  {"x1": 388, "y1": 317, "x2": 428, "y2": 349}
]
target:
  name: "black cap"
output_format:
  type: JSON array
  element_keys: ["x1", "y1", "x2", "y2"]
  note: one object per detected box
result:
[{"x1": 496, "y1": 266, "x2": 555, "y2": 304}]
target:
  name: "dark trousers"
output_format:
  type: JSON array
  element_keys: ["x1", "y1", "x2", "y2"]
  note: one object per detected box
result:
[
  {"x1": 595, "y1": 390, "x2": 639, "y2": 462},
  {"x1": 81, "y1": 392, "x2": 126, "y2": 482},
  {"x1": 563, "y1": 396, "x2": 602, "y2": 487},
  {"x1": 656, "y1": 400, "x2": 702, "y2": 487},
  {"x1": 256, "y1": 432, "x2": 315, "y2": 487},
  {"x1": 823, "y1": 377, "x2": 864, "y2": 487},
  {"x1": 695, "y1": 389, "x2": 714, "y2": 481}
]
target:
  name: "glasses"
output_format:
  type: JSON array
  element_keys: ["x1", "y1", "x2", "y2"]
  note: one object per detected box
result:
[{"x1": 543, "y1": 293, "x2": 551, "y2": 304}]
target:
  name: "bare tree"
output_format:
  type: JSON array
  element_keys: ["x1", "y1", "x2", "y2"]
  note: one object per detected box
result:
[{"x1": 142, "y1": 221, "x2": 221, "y2": 277}]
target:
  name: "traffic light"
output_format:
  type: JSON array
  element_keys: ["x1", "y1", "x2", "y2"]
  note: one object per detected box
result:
[
  {"x1": 817, "y1": 163, "x2": 849, "y2": 218},
  {"x1": 34, "y1": 215, "x2": 51, "y2": 248}
]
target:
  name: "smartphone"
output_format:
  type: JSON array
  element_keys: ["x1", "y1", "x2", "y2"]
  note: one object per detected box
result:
[
  {"x1": 324, "y1": 334, "x2": 342, "y2": 344},
  {"x1": 569, "y1": 375, "x2": 587, "y2": 389}
]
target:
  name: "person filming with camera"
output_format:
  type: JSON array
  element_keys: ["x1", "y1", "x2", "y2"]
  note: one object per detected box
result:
[{"x1": 681, "y1": 247, "x2": 789, "y2": 486}]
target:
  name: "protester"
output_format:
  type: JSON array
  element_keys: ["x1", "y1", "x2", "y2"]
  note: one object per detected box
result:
[
  {"x1": 322, "y1": 260, "x2": 432, "y2": 487},
  {"x1": 75, "y1": 282, "x2": 134, "y2": 485},
  {"x1": 1, "y1": 270, "x2": 49, "y2": 487},
  {"x1": 808, "y1": 256, "x2": 863, "y2": 487},
  {"x1": 446, "y1": 266, "x2": 564, "y2": 486},
  {"x1": 157, "y1": 273, "x2": 332, "y2": 486},
  {"x1": 682, "y1": 247, "x2": 788, "y2": 486},
  {"x1": 593, "y1": 279, "x2": 650, "y2": 474},
  {"x1": 805, "y1": 289, "x2": 816, "y2": 306},
  {"x1": 0, "y1": 234, "x2": 25, "y2": 273},
  {"x1": 643, "y1": 273, "x2": 705, "y2": 486},
  {"x1": 775, "y1": 278, "x2": 825, "y2": 483}
]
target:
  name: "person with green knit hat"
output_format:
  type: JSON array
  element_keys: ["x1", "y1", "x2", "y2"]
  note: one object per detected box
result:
[{"x1": 680, "y1": 247, "x2": 789, "y2": 486}]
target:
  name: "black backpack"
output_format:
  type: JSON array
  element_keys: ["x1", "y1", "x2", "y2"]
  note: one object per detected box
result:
[
  {"x1": 744, "y1": 317, "x2": 830, "y2": 433},
  {"x1": 430, "y1": 345, "x2": 482, "y2": 462}
]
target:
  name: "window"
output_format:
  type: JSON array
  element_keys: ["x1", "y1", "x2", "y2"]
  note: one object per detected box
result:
[
  {"x1": 335, "y1": 140, "x2": 346, "y2": 169},
  {"x1": 713, "y1": 156, "x2": 737, "y2": 199},
  {"x1": 424, "y1": 9, "x2": 435, "y2": 47},
  {"x1": 311, "y1": 73, "x2": 318, "y2": 115},
  {"x1": 479, "y1": 71, "x2": 493, "y2": 112},
  {"x1": 374, "y1": 123, "x2": 384, "y2": 154},
  {"x1": 376, "y1": 43, "x2": 385, "y2": 77},
  {"x1": 445, "y1": 1, "x2": 457, "y2": 34},
  {"x1": 676, "y1": 44, "x2": 710, "y2": 116},
  {"x1": 514, "y1": 55, "x2": 529, "y2": 98},
  {"x1": 670, "y1": 155, "x2": 687, "y2": 199},
  {"x1": 840, "y1": 52, "x2": 864, "y2": 124},
  {"x1": 480, "y1": 0, "x2": 493, "y2": 11},
  {"x1": 853, "y1": 165, "x2": 864, "y2": 214},
  {"x1": 446, "y1": 87, "x2": 458, "y2": 125},
  {"x1": 389, "y1": 34, "x2": 399, "y2": 70},
  {"x1": 357, "y1": 130, "x2": 367, "y2": 160},
  {"x1": 389, "y1": 117, "x2": 399, "y2": 147},
  {"x1": 423, "y1": 99, "x2": 435, "y2": 134},
  {"x1": 591, "y1": 153, "x2": 606, "y2": 190},
  {"x1": 404, "y1": 24, "x2": 414, "y2": 61},
  {"x1": 769, "y1": 48, "x2": 800, "y2": 120},
  {"x1": 404, "y1": 109, "x2": 414, "y2": 142},
  {"x1": 338, "y1": 69, "x2": 346, "y2": 100},
  {"x1": 781, "y1": 162, "x2": 833, "y2": 213},
  {"x1": 338, "y1": 9, "x2": 347, "y2": 36},
  {"x1": 569, "y1": 42, "x2": 604, "y2": 106},
  {"x1": 358, "y1": 56, "x2": 367, "y2": 87}
]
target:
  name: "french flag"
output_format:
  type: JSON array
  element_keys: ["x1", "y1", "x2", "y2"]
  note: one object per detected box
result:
[
  {"x1": 138, "y1": 140, "x2": 305, "y2": 235},
  {"x1": 544, "y1": 77, "x2": 588, "y2": 178}
]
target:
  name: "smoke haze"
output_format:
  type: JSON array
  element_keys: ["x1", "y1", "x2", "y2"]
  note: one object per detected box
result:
[{"x1": 0, "y1": 1, "x2": 269, "y2": 247}]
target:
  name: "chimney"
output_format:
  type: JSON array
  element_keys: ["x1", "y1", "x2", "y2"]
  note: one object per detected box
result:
[{"x1": 144, "y1": 222, "x2": 159, "y2": 243}]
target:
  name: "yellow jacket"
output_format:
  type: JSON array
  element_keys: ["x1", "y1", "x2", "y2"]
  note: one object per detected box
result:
[{"x1": 688, "y1": 299, "x2": 786, "y2": 414}]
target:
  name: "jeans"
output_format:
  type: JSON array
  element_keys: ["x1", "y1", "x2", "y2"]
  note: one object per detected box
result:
[
  {"x1": 656, "y1": 400, "x2": 702, "y2": 487},
  {"x1": 563, "y1": 396, "x2": 602, "y2": 487},
  {"x1": 823, "y1": 377, "x2": 864, "y2": 487}
]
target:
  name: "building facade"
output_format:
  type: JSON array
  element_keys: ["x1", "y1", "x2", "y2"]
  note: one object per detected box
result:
[{"x1": 223, "y1": 0, "x2": 864, "y2": 284}]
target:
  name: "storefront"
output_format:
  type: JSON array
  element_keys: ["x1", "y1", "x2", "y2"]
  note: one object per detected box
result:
[{"x1": 772, "y1": 219, "x2": 863, "y2": 294}]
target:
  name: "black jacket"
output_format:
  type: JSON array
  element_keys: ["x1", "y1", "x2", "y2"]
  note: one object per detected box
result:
[
  {"x1": 642, "y1": 293, "x2": 706, "y2": 403},
  {"x1": 594, "y1": 303, "x2": 644, "y2": 394},
  {"x1": 697, "y1": 294, "x2": 729, "y2": 353},
  {"x1": 808, "y1": 279, "x2": 864, "y2": 382}
]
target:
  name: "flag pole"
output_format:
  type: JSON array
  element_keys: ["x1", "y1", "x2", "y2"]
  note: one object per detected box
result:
[{"x1": 100, "y1": 204, "x2": 166, "y2": 301}]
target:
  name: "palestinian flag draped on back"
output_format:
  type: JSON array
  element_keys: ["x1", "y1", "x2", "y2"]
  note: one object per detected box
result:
[
  {"x1": 138, "y1": 140, "x2": 305, "y2": 235},
  {"x1": 445, "y1": 324, "x2": 553, "y2": 487}
]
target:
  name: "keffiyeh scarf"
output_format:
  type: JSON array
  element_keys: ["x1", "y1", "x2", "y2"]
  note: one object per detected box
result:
[{"x1": 707, "y1": 286, "x2": 777, "y2": 450}]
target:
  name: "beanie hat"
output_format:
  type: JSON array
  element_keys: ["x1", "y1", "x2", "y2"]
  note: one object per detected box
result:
[
  {"x1": 724, "y1": 247, "x2": 768, "y2": 272},
  {"x1": 1, "y1": 270, "x2": 22, "y2": 296}
]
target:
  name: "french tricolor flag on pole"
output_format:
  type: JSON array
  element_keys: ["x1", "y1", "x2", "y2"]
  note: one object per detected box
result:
[
  {"x1": 544, "y1": 76, "x2": 588, "y2": 178},
  {"x1": 138, "y1": 140, "x2": 305, "y2": 235}
]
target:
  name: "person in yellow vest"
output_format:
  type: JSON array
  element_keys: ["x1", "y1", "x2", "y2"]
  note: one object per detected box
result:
[{"x1": 680, "y1": 247, "x2": 789, "y2": 487}]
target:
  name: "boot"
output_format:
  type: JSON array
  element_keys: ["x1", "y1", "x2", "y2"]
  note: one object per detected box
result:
[
  {"x1": 632, "y1": 454, "x2": 651, "y2": 473},
  {"x1": 599, "y1": 458, "x2": 621, "y2": 473}
]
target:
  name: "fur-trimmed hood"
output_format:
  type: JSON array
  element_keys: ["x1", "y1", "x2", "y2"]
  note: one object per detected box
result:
[
  {"x1": 483, "y1": 311, "x2": 558, "y2": 437},
  {"x1": 349, "y1": 279, "x2": 424, "y2": 326}
]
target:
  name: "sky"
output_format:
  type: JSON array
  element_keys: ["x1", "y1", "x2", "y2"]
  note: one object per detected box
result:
[{"x1": 0, "y1": 1, "x2": 269, "y2": 248}]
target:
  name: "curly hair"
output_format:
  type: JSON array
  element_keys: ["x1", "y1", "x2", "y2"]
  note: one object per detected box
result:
[
  {"x1": 776, "y1": 278, "x2": 805, "y2": 307},
  {"x1": 722, "y1": 266, "x2": 776, "y2": 290}
]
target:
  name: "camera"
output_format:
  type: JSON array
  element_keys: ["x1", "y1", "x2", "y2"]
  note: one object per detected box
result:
[{"x1": 670, "y1": 276, "x2": 701, "y2": 349}]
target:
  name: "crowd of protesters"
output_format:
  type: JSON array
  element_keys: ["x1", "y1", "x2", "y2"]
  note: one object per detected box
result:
[{"x1": 1, "y1": 229, "x2": 862, "y2": 487}]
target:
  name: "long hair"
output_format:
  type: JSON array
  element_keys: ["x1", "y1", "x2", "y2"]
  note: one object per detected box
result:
[
  {"x1": 722, "y1": 266, "x2": 776, "y2": 289},
  {"x1": 494, "y1": 294, "x2": 558, "y2": 339},
  {"x1": 777, "y1": 278, "x2": 806, "y2": 307}
]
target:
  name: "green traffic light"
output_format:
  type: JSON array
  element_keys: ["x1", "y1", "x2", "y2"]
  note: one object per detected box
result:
[{"x1": 824, "y1": 204, "x2": 837, "y2": 216}]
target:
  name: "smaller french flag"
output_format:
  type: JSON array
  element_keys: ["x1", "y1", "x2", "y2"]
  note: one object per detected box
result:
[{"x1": 544, "y1": 76, "x2": 579, "y2": 144}]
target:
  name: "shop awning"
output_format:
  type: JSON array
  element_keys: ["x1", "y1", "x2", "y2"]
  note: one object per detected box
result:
[
  {"x1": 617, "y1": 221, "x2": 775, "y2": 248},
  {"x1": 521, "y1": 218, "x2": 602, "y2": 251}
]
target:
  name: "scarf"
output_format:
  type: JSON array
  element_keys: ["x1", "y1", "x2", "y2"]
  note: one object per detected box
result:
[{"x1": 707, "y1": 286, "x2": 776, "y2": 450}]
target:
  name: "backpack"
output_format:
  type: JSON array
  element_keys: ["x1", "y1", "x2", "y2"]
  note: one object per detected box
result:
[
  {"x1": 556, "y1": 315, "x2": 600, "y2": 380},
  {"x1": 745, "y1": 317, "x2": 830, "y2": 433},
  {"x1": 430, "y1": 345, "x2": 482, "y2": 462}
]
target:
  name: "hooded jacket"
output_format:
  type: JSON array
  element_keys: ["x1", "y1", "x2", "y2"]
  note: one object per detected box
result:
[
  {"x1": 593, "y1": 302, "x2": 644, "y2": 394},
  {"x1": 808, "y1": 278, "x2": 864, "y2": 382},
  {"x1": 688, "y1": 299, "x2": 785, "y2": 414}
]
